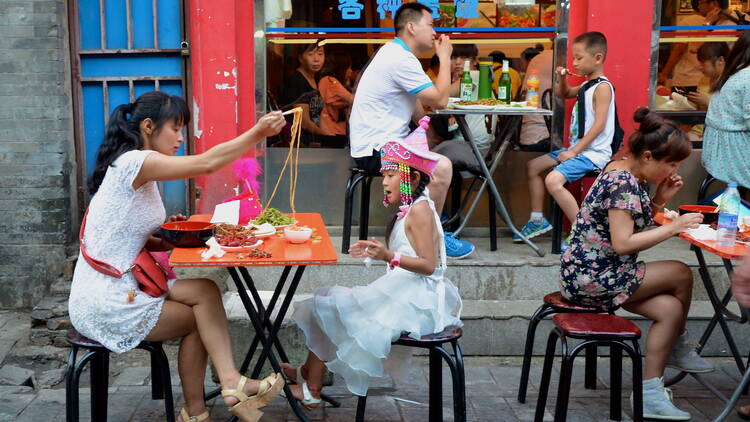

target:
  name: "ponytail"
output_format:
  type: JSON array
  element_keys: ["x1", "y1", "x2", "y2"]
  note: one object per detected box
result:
[{"x1": 88, "y1": 91, "x2": 190, "y2": 195}]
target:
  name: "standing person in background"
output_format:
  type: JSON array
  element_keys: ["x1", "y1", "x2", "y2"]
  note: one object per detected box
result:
[
  {"x1": 701, "y1": 30, "x2": 750, "y2": 191},
  {"x1": 658, "y1": 12, "x2": 705, "y2": 91},
  {"x1": 519, "y1": 46, "x2": 542, "y2": 78},
  {"x1": 518, "y1": 48, "x2": 554, "y2": 152},
  {"x1": 278, "y1": 42, "x2": 325, "y2": 108},
  {"x1": 349, "y1": 2, "x2": 475, "y2": 259},
  {"x1": 318, "y1": 50, "x2": 354, "y2": 146}
]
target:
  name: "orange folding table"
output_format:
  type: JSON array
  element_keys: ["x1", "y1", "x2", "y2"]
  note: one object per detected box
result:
[{"x1": 170, "y1": 213, "x2": 339, "y2": 421}]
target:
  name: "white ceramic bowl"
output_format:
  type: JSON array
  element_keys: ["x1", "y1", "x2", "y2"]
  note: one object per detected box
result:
[{"x1": 283, "y1": 226, "x2": 313, "y2": 244}]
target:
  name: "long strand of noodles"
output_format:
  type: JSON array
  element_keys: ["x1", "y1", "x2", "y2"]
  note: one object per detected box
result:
[{"x1": 264, "y1": 107, "x2": 301, "y2": 216}]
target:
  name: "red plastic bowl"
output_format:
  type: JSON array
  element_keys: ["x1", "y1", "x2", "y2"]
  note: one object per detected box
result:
[
  {"x1": 160, "y1": 221, "x2": 215, "y2": 247},
  {"x1": 678, "y1": 205, "x2": 718, "y2": 224}
]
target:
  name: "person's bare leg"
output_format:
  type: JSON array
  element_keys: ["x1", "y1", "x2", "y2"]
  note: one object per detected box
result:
[
  {"x1": 281, "y1": 352, "x2": 327, "y2": 402},
  {"x1": 621, "y1": 261, "x2": 694, "y2": 379},
  {"x1": 623, "y1": 293, "x2": 684, "y2": 379},
  {"x1": 147, "y1": 300, "x2": 213, "y2": 421},
  {"x1": 527, "y1": 155, "x2": 557, "y2": 214},
  {"x1": 427, "y1": 154, "x2": 452, "y2": 214},
  {"x1": 545, "y1": 170, "x2": 578, "y2": 222},
  {"x1": 739, "y1": 404, "x2": 750, "y2": 417},
  {"x1": 147, "y1": 278, "x2": 270, "y2": 409}
]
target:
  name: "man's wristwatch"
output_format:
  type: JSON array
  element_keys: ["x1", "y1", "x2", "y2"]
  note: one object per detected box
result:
[{"x1": 389, "y1": 252, "x2": 402, "y2": 269}]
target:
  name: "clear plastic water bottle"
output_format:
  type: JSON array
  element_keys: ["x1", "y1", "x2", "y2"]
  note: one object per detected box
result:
[{"x1": 717, "y1": 183, "x2": 740, "y2": 247}]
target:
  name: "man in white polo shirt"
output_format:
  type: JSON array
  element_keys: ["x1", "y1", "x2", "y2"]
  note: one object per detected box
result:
[{"x1": 349, "y1": 2, "x2": 474, "y2": 258}]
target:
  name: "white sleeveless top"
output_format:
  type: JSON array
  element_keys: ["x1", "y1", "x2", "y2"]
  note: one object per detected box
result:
[{"x1": 568, "y1": 76, "x2": 616, "y2": 169}]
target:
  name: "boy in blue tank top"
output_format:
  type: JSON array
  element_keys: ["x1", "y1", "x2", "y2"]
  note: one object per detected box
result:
[{"x1": 514, "y1": 32, "x2": 617, "y2": 247}]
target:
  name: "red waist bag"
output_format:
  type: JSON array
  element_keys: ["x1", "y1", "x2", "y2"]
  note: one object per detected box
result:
[{"x1": 78, "y1": 210, "x2": 169, "y2": 298}]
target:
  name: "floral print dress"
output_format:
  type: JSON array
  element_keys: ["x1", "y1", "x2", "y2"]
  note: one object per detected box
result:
[{"x1": 559, "y1": 170, "x2": 653, "y2": 310}]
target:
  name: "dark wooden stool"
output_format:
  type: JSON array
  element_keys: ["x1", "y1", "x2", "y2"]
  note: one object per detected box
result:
[
  {"x1": 518, "y1": 292, "x2": 607, "y2": 403},
  {"x1": 355, "y1": 326, "x2": 466, "y2": 422},
  {"x1": 342, "y1": 167, "x2": 382, "y2": 253},
  {"x1": 65, "y1": 328, "x2": 175, "y2": 422},
  {"x1": 534, "y1": 313, "x2": 643, "y2": 422}
]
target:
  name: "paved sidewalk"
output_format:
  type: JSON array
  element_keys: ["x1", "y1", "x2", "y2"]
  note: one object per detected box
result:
[{"x1": 3, "y1": 355, "x2": 749, "y2": 422}]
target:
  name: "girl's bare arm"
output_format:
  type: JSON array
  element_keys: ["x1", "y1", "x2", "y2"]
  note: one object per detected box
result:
[
  {"x1": 609, "y1": 209, "x2": 702, "y2": 255},
  {"x1": 399, "y1": 202, "x2": 439, "y2": 275}
]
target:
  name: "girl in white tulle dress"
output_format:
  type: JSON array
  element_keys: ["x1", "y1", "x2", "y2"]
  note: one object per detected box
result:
[{"x1": 286, "y1": 120, "x2": 463, "y2": 406}]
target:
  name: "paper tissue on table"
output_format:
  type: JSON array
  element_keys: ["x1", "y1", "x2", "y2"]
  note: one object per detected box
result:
[{"x1": 210, "y1": 158, "x2": 263, "y2": 225}]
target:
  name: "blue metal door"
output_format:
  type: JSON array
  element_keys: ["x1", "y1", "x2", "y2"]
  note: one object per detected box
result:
[{"x1": 73, "y1": 0, "x2": 188, "y2": 215}]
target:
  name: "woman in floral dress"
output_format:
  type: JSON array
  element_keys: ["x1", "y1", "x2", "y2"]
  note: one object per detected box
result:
[{"x1": 560, "y1": 108, "x2": 713, "y2": 421}]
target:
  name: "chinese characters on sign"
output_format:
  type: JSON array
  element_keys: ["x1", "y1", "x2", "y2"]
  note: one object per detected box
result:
[
  {"x1": 455, "y1": 0, "x2": 479, "y2": 18},
  {"x1": 376, "y1": 0, "x2": 402, "y2": 19},
  {"x1": 339, "y1": 0, "x2": 364, "y2": 20},
  {"x1": 339, "y1": 1, "x2": 481, "y2": 21}
]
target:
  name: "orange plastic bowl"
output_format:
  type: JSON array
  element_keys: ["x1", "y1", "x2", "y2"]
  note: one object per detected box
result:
[
  {"x1": 160, "y1": 221, "x2": 215, "y2": 247},
  {"x1": 678, "y1": 205, "x2": 718, "y2": 224}
]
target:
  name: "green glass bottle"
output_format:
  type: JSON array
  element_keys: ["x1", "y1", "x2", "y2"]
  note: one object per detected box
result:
[
  {"x1": 498, "y1": 60, "x2": 512, "y2": 104},
  {"x1": 459, "y1": 60, "x2": 473, "y2": 101}
]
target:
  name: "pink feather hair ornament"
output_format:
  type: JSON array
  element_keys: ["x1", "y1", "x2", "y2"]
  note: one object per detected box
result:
[{"x1": 220, "y1": 158, "x2": 264, "y2": 224}]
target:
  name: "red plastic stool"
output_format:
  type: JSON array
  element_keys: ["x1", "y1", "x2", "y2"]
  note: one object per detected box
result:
[
  {"x1": 517, "y1": 292, "x2": 608, "y2": 403},
  {"x1": 534, "y1": 313, "x2": 643, "y2": 422}
]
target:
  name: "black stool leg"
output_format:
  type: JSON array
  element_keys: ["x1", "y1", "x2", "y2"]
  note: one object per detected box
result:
[
  {"x1": 534, "y1": 330, "x2": 560, "y2": 422},
  {"x1": 551, "y1": 199, "x2": 563, "y2": 254},
  {"x1": 428, "y1": 347, "x2": 443, "y2": 422},
  {"x1": 68, "y1": 351, "x2": 97, "y2": 422},
  {"x1": 90, "y1": 350, "x2": 110, "y2": 422},
  {"x1": 359, "y1": 176, "x2": 373, "y2": 240},
  {"x1": 65, "y1": 346, "x2": 79, "y2": 422},
  {"x1": 435, "y1": 344, "x2": 466, "y2": 422},
  {"x1": 148, "y1": 344, "x2": 165, "y2": 400},
  {"x1": 553, "y1": 336, "x2": 573, "y2": 422},
  {"x1": 518, "y1": 304, "x2": 552, "y2": 403},
  {"x1": 452, "y1": 341, "x2": 466, "y2": 422},
  {"x1": 629, "y1": 340, "x2": 644, "y2": 422},
  {"x1": 343, "y1": 172, "x2": 364, "y2": 253},
  {"x1": 610, "y1": 344, "x2": 623, "y2": 421},
  {"x1": 355, "y1": 395, "x2": 367, "y2": 422},
  {"x1": 584, "y1": 344, "x2": 597, "y2": 390}
]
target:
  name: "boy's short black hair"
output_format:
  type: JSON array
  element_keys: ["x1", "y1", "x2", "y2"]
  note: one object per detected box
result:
[
  {"x1": 451, "y1": 44, "x2": 479, "y2": 59},
  {"x1": 572, "y1": 31, "x2": 608, "y2": 58},
  {"x1": 394, "y1": 3, "x2": 433, "y2": 34},
  {"x1": 691, "y1": 0, "x2": 727, "y2": 11},
  {"x1": 697, "y1": 41, "x2": 729, "y2": 62}
]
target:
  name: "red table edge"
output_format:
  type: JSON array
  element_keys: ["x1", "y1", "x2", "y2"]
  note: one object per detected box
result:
[
  {"x1": 169, "y1": 213, "x2": 339, "y2": 267},
  {"x1": 654, "y1": 212, "x2": 746, "y2": 261}
]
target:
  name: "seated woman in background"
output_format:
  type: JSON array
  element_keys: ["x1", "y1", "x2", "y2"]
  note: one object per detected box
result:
[
  {"x1": 685, "y1": 42, "x2": 728, "y2": 142},
  {"x1": 278, "y1": 42, "x2": 324, "y2": 108}
]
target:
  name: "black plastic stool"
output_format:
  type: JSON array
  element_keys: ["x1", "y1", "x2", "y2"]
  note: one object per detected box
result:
[
  {"x1": 355, "y1": 326, "x2": 466, "y2": 422},
  {"x1": 534, "y1": 313, "x2": 643, "y2": 422},
  {"x1": 342, "y1": 167, "x2": 382, "y2": 253},
  {"x1": 518, "y1": 292, "x2": 608, "y2": 403},
  {"x1": 65, "y1": 328, "x2": 175, "y2": 422}
]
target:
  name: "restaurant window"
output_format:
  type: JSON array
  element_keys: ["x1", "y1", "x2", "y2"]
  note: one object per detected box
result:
[
  {"x1": 653, "y1": 0, "x2": 748, "y2": 147},
  {"x1": 265, "y1": 0, "x2": 557, "y2": 149}
]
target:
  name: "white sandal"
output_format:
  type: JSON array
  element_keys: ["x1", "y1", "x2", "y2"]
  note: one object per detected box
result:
[{"x1": 282, "y1": 365, "x2": 322, "y2": 410}]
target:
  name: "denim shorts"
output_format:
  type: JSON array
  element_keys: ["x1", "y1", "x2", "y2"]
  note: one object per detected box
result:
[{"x1": 548, "y1": 148, "x2": 599, "y2": 183}]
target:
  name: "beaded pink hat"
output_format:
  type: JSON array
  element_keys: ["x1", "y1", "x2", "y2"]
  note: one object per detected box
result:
[{"x1": 380, "y1": 116, "x2": 439, "y2": 205}]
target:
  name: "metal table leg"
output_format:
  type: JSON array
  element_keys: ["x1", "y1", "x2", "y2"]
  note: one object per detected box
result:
[{"x1": 454, "y1": 114, "x2": 544, "y2": 257}]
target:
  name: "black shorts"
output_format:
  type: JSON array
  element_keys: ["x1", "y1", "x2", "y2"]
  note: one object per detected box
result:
[{"x1": 353, "y1": 149, "x2": 382, "y2": 175}]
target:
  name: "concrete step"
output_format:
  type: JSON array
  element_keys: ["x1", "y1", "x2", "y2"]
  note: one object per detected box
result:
[
  {"x1": 176, "y1": 236, "x2": 732, "y2": 302},
  {"x1": 223, "y1": 293, "x2": 750, "y2": 362}
]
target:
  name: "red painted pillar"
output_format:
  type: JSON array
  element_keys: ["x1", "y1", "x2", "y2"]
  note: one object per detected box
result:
[{"x1": 188, "y1": 0, "x2": 256, "y2": 213}]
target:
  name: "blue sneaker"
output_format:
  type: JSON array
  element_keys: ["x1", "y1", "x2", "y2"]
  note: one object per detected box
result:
[
  {"x1": 512, "y1": 218, "x2": 552, "y2": 243},
  {"x1": 560, "y1": 235, "x2": 571, "y2": 253},
  {"x1": 444, "y1": 232, "x2": 474, "y2": 259}
]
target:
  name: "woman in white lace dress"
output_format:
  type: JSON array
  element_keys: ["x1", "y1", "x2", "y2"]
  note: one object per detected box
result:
[
  {"x1": 283, "y1": 135, "x2": 463, "y2": 407},
  {"x1": 69, "y1": 91, "x2": 286, "y2": 422}
]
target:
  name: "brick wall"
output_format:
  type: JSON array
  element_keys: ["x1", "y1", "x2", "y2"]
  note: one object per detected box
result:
[{"x1": 0, "y1": 1, "x2": 76, "y2": 308}]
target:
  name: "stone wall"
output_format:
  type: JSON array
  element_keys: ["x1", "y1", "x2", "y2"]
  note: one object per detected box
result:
[{"x1": 0, "y1": 1, "x2": 76, "y2": 308}]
